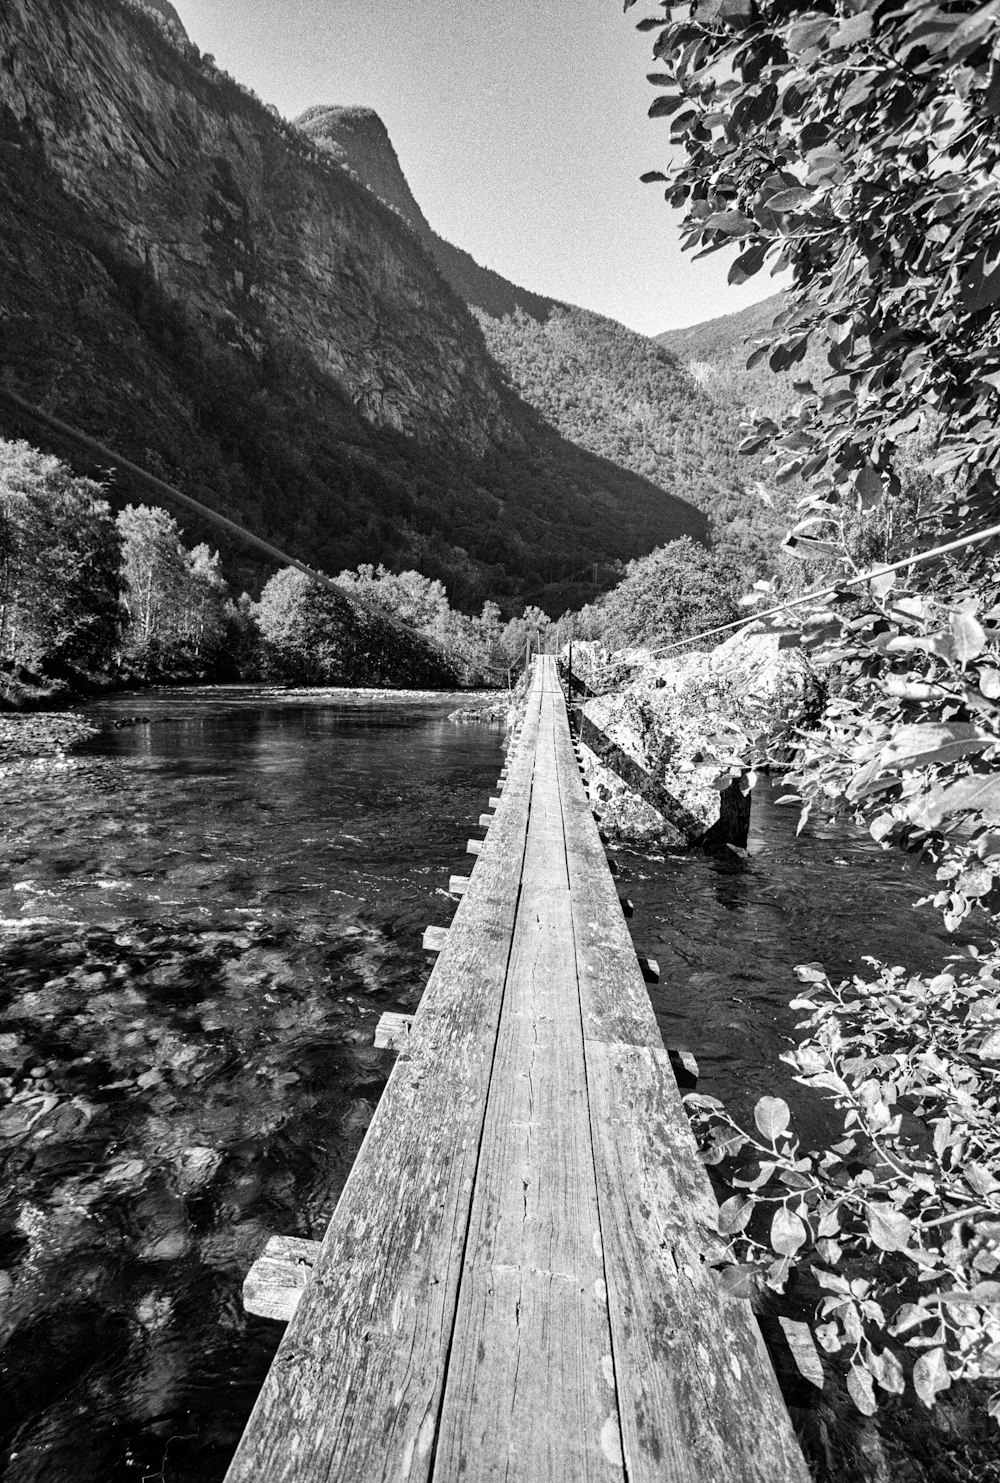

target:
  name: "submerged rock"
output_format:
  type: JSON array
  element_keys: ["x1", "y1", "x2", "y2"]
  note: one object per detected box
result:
[{"x1": 568, "y1": 627, "x2": 821, "y2": 849}]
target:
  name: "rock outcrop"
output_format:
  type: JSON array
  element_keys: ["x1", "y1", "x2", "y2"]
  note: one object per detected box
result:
[
  {"x1": 298, "y1": 105, "x2": 559, "y2": 323},
  {"x1": 568, "y1": 626, "x2": 821, "y2": 848},
  {"x1": 0, "y1": 0, "x2": 508, "y2": 452}
]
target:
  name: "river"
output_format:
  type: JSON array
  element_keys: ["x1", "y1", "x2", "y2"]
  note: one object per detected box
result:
[{"x1": 0, "y1": 686, "x2": 986, "y2": 1482}]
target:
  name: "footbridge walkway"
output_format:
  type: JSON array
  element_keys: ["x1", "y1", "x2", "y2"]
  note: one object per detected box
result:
[{"x1": 225, "y1": 656, "x2": 809, "y2": 1483}]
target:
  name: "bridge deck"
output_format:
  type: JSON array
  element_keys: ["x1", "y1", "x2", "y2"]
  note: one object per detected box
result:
[{"x1": 225, "y1": 657, "x2": 808, "y2": 1483}]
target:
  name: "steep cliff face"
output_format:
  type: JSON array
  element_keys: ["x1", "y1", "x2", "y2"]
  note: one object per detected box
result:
[
  {"x1": 0, "y1": 0, "x2": 707, "y2": 609},
  {"x1": 0, "y1": 0, "x2": 510, "y2": 451},
  {"x1": 299, "y1": 105, "x2": 558, "y2": 323}
]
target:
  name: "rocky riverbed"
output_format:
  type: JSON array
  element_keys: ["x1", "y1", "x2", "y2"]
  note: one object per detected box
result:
[{"x1": 0, "y1": 713, "x2": 104, "y2": 776}]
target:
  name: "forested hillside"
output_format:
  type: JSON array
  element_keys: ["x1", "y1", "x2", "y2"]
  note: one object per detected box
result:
[{"x1": 477, "y1": 305, "x2": 791, "y2": 580}]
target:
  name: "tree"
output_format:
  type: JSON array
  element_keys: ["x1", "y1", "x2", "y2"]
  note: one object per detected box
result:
[
  {"x1": 117, "y1": 505, "x2": 229, "y2": 676},
  {"x1": 597, "y1": 537, "x2": 742, "y2": 649},
  {"x1": 256, "y1": 568, "x2": 357, "y2": 683},
  {"x1": 0, "y1": 440, "x2": 121, "y2": 675}
]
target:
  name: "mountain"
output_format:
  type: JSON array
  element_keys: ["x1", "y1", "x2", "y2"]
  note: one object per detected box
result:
[
  {"x1": 654, "y1": 293, "x2": 828, "y2": 425},
  {"x1": 297, "y1": 105, "x2": 559, "y2": 323},
  {"x1": 302, "y1": 97, "x2": 789, "y2": 580},
  {"x1": 135, "y1": 0, "x2": 188, "y2": 40},
  {"x1": 477, "y1": 306, "x2": 792, "y2": 579},
  {"x1": 0, "y1": 0, "x2": 705, "y2": 613}
]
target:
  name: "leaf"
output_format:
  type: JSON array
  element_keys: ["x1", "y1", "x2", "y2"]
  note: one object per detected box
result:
[
  {"x1": 908, "y1": 774, "x2": 1000, "y2": 829},
  {"x1": 912, "y1": 1348, "x2": 951, "y2": 1408},
  {"x1": 951, "y1": 612, "x2": 988, "y2": 665},
  {"x1": 866, "y1": 1205, "x2": 913, "y2": 1252},
  {"x1": 778, "y1": 1318, "x2": 825, "y2": 1389},
  {"x1": 855, "y1": 463, "x2": 882, "y2": 510},
  {"x1": 771, "y1": 1206, "x2": 808, "y2": 1256},
  {"x1": 847, "y1": 1363, "x2": 877, "y2": 1416},
  {"x1": 868, "y1": 1346, "x2": 905, "y2": 1395},
  {"x1": 640, "y1": 170, "x2": 669, "y2": 183},
  {"x1": 715, "y1": 1263, "x2": 757, "y2": 1299},
  {"x1": 793, "y1": 962, "x2": 826, "y2": 983},
  {"x1": 704, "y1": 210, "x2": 756, "y2": 235},
  {"x1": 879, "y1": 723, "x2": 994, "y2": 770},
  {"x1": 766, "y1": 187, "x2": 814, "y2": 212},
  {"x1": 729, "y1": 242, "x2": 767, "y2": 285},
  {"x1": 648, "y1": 94, "x2": 685, "y2": 118},
  {"x1": 718, "y1": 1194, "x2": 755, "y2": 1233},
  {"x1": 755, "y1": 1095, "x2": 791, "y2": 1140},
  {"x1": 960, "y1": 241, "x2": 1000, "y2": 313},
  {"x1": 830, "y1": 11, "x2": 873, "y2": 47},
  {"x1": 977, "y1": 1028, "x2": 1000, "y2": 1058},
  {"x1": 979, "y1": 669, "x2": 1000, "y2": 699}
]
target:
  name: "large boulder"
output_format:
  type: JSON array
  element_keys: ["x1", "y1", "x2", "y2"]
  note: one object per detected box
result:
[{"x1": 567, "y1": 627, "x2": 820, "y2": 848}]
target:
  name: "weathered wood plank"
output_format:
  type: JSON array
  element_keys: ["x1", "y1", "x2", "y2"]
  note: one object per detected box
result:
[
  {"x1": 243, "y1": 1236, "x2": 321, "y2": 1323},
  {"x1": 422, "y1": 925, "x2": 450, "y2": 953},
  {"x1": 224, "y1": 668, "x2": 545, "y2": 1483},
  {"x1": 544, "y1": 656, "x2": 809, "y2": 1483},
  {"x1": 433, "y1": 854, "x2": 619, "y2": 1474},
  {"x1": 374, "y1": 1011, "x2": 414, "y2": 1051},
  {"x1": 448, "y1": 875, "x2": 470, "y2": 896},
  {"x1": 583, "y1": 1042, "x2": 810, "y2": 1482}
]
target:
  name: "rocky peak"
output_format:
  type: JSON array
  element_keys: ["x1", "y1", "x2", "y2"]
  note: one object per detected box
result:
[
  {"x1": 296, "y1": 105, "x2": 433, "y2": 244},
  {"x1": 297, "y1": 103, "x2": 558, "y2": 323},
  {"x1": 128, "y1": 0, "x2": 189, "y2": 42}
]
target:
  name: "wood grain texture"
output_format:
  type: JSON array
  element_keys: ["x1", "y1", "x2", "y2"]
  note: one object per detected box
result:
[
  {"x1": 244, "y1": 1236, "x2": 322, "y2": 1323},
  {"x1": 433, "y1": 681, "x2": 621, "y2": 1478},
  {"x1": 373, "y1": 1011, "x2": 414, "y2": 1051},
  {"x1": 227, "y1": 658, "x2": 807, "y2": 1483},
  {"x1": 224, "y1": 668, "x2": 545, "y2": 1483},
  {"x1": 547, "y1": 658, "x2": 810, "y2": 1483}
]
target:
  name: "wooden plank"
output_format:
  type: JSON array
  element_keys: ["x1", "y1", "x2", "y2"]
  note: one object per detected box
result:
[
  {"x1": 432, "y1": 680, "x2": 621, "y2": 1478},
  {"x1": 243, "y1": 1236, "x2": 321, "y2": 1323},
  {"x1": 374, "y1": 1011, "x2": 414, "y2": 1050},
  {"x1": 224, "y1": 667, "x2": 546, "y2": 1483},
  {"x1": 545, "y1": 657, "x2": 809, "y2": 1483},
  {"x1": 478, "y1": 812, "x2": 495, "y2": 828},
  {"x1": 422, "y1": 925, "x2": 450, "y2": 953},
  {"x1": 449, "y1": 875, "x2": 470, "y2": 896}
]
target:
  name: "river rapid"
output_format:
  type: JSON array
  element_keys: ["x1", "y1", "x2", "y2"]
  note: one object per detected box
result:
[{"x1": 0, "y1": 686, "x2": 987, "y2": 1482}]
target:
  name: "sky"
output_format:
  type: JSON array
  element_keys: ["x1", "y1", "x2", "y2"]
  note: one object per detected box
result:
[{"x1": 172, "y1": 0, "x2": 779, "y2": 336}]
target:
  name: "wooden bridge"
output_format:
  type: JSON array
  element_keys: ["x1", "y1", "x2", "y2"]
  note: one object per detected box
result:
[{"x1": 226, "y1": 657, "x2": 809, "y2": 1483}]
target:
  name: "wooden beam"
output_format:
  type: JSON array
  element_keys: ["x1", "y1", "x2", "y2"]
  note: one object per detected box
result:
[
  {"x1": 449, "y1": 875, "x2": 470, "y2": 896},
  {"x1": 478, "y1": 812, "x2": 494, "y2": 828},
  {"x1": 374, "y1": 1012, "x2": 415, "y2": 1051},
  {"x1": 488, "y1": 796, "x2": 502, "y2": 809},
  {"x1": 243, "y1": 1236, "x2": 321, "y2": 1324},
  {"x1": 423, "y1": 925, "x2": 450, "y2": 953},
  {"x1": 467, "y1": 838, "x2": 484, "y2": 856}
]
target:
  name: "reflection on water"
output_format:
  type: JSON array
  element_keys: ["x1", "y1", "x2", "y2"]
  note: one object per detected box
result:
[
  {"x1": 0, "y1": 688, "x2": 502, "y2": 1483},
  {"x1": 1, "y1": 698, "x2": 981, "y2": 1482},
  {"x1": 625, "y1": 777, "x2": 975, "y2": 1148}
]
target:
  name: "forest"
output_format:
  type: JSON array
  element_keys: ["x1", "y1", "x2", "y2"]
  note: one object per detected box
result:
[{"x1": 0, "y1": 439, "x2": 559, "y2": 706}]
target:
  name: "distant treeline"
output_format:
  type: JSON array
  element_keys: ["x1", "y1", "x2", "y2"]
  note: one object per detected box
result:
[{"x1": 0, "y1": 439, "x2": 556, "y2": 704}]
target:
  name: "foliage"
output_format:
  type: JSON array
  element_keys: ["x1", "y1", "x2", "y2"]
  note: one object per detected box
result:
[
  {"x1": 117, "y1": 506, "x2": 230, "y2": 679},
  {"x1": 478, "y1": 305, "x2": 789, "y2": 581},
  {"x1": 255, "y1": 568, "x2": 459, "y2": 689},
  {"x1": 591, "y1": 536, "x2": 744, "y2": 649},
  {"x1": 631, "y1": 0, "x2": 1000, "y2": 529},
  {"x1": 687, "y1": 954, "x2": 1000, "y2": 1423},
  {"x1": 0, "y1": 440, "x2": 121, "y2": 678}
]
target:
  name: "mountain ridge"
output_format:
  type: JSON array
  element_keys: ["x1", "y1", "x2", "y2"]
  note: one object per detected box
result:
[{"x1": 0, "y1": 0, "x2": 706, "y2": 611}]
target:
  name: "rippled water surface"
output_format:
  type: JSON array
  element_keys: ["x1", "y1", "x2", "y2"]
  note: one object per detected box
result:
[{"x1": 0, "y1": 691, "x2": 985, "y2": 1482}]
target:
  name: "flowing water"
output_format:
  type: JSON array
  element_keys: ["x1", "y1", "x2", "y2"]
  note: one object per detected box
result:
[{"x1": 0, "y1": 688, "x2": 989, "y2": 1482}]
